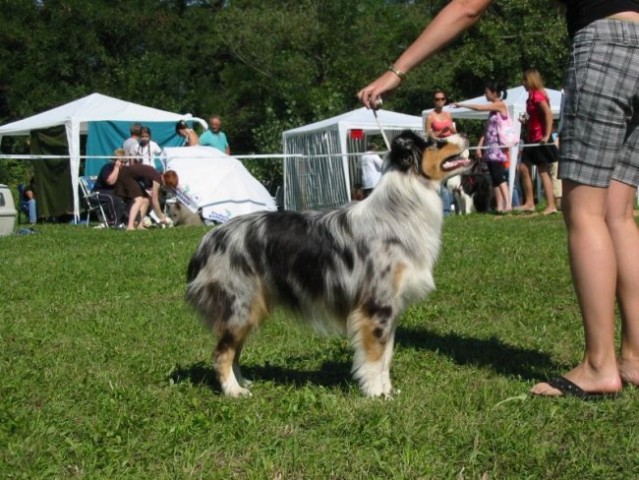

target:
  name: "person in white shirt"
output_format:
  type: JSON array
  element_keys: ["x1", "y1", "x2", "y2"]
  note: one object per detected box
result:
[
  {"x1": 358, "y1": 142, "x2": 384, "y2": 198},
  {"x1": 122, "y1": 123, "x2": 142, "y2": 163},
  {"x1": 135, "y1": 126, "x2": 162, "y2": 168}
]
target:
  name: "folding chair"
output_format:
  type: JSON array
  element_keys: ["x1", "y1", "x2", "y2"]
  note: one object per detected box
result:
[{"x1": 79, "y1": 176, "x2": 110, "y2": 227}]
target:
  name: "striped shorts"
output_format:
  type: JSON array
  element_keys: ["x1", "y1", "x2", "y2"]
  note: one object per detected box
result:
[{"x1": 559, "y1": 19, "x2": 639, "y2": 188}]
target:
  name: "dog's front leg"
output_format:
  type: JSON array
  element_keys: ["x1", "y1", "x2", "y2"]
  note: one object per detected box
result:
[{"x1": 349, "y1": 304, "x2": 397, "y2": 398}]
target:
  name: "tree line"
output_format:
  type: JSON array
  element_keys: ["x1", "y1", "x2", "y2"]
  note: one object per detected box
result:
[{"x1": 0, "y1": 0, "x2": 568, "y2": 184}]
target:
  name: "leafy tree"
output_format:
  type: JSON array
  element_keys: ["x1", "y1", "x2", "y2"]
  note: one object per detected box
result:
[{"x1": 0, "y1": 0, "x2": 570, "y2": 188}]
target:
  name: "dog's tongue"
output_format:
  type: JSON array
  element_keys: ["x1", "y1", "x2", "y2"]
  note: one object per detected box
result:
[{"x1": 442, "y1": 157, "x2": 472, "y2": 171}]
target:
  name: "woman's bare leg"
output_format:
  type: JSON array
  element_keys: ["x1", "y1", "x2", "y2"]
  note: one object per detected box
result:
[
  {"x1": 531, "y1": 180, "x2": 622, "y2": 396},
  {"x1": 127, "y1": 197, "x2": 144, "y2": 230},
  {"x1": 137, "y1": 198, "x2": 150, "y2": 229},
  {"x1": 606, "y1": 180, "x2": 639, "y2": 385},
  {"x1": 499, "y1": 182, "x2": 511, "y2": 211},
  {"x1": 517, "y1": 162, "x2": 535, "y2": 210},
  {"x1": 539, "y1": 166, "x2": 558, "y2": 214}
]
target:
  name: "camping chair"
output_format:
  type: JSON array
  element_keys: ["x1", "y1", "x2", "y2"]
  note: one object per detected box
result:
[
  {"x1": 16, "y1": 184, "x2": 31, "y2": 224},
  {"x1": 79, "y1": 176, "x2": 110, "y2": 227}
]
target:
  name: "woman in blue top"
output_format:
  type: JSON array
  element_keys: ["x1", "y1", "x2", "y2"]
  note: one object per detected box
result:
[
  {"x1": 454, "y1": 81, "x2": 512, "y2": 214},
  {"x1": 358, "y1": 0, "x2": 639, "y2": 400}
]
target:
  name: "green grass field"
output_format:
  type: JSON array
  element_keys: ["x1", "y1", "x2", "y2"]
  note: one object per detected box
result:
[{"x1": 2, "y1": 215, "x2": 638, "y2": 479}]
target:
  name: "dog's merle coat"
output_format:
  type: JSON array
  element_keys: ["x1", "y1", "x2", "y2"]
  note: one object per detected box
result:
[{"x1": 186, "y1": 131, "x2": 471, "y2": 397}]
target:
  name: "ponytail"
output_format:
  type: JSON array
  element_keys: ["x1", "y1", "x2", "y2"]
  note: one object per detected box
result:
[{"x1": 485, "y1": 80, "x2": 507, "y2": 100}]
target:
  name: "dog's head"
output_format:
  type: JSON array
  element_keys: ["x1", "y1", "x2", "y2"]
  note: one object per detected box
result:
[
  {"x1": 388, "y1": 130, "x2": 472, "y2": 182},
  {"x1": 166, "y1": 199, "x2": 204, "y2": 226}
]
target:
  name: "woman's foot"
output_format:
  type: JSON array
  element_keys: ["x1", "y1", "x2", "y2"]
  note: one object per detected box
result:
[
  {"x1": 531, "y1": 363, "x2": 622, "y2": 398},
  {"x1": 542, "y1": 208, "x2": 558, "y2": 215},
  {"x1": 515, "y1": 205, "x2": 535, "y2": 213},
  {"x1": 618, "y1": 357, "x2": 639, "y2": 386}
]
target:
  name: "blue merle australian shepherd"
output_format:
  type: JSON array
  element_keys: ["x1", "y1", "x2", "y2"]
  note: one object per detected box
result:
[{"x1": 186, "y1": 130, "x2": 471, "y2": 397}]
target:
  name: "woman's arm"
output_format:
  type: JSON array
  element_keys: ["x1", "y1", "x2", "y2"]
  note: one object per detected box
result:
[
  {"x1": 476, "y1": 135, "x2": 485, "y2": 160},
  {"x1": 358, "y1": 0, "x2": 493, "y2": 108},
  {"x1": 454, "y1": 101, "x2": 506, "y2": 115},
  {"x1": 448, "y1": 114, "x2": 457, "y2": 134},
  {"x1": 150, "y1": 182, "x2": 168, "y2": 223},
  {"x1": 187, "y1": 130, "x2": 199, "y2": 146},
  {"x1": 106, "y1": 160, "x2": 122, "y2": 186},
  {"x1": 424, "y1": 114, "x2": 434, "y2": 136},
  {"x1": 538, "y1": 100, "x2": 553, "y2": 142}
]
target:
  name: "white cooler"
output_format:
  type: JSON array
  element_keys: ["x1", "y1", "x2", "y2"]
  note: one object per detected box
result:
[{"x1": 0, "y1": 184, "x2": 17, "y2": 236}]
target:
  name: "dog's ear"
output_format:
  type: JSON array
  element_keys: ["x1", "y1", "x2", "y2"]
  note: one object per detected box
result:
[{"x1": 389, "y1": 130, "x2": 429, "y2": 172}]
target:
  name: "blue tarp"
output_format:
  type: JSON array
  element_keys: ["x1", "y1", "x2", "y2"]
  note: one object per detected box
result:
[{"x1": 85, "y1": 121, "x2": 187, "y2": 175}]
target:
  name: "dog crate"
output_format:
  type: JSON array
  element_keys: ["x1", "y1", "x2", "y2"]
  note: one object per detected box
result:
[{"x1": 0, "y1": 184, "x2": 17, "y2": 236}]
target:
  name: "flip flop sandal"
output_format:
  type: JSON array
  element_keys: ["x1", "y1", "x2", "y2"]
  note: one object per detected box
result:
[{"x1": 541, "y1": 376, "x2": 618, "y2": 401}]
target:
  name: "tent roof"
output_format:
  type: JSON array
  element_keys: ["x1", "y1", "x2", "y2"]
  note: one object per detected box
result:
[
  {"x1": 0, "y1": 92, "x2": 196, "y2": 136},
  {"x1": 422, "y1": 86, "x2": 563, "y2": 120},
  {"x1": 283, "y1": 107, "x2": 423, "y2": 136}
]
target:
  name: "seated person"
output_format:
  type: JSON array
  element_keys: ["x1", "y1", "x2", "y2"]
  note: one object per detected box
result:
[
  {"x1": 92, "y1": 149, "x2": 128, "y2": 226},
  {"x1": 22, "y1": 177, "x2": 37, "y2": 225},
  {"x1": 175, "y1": 120, "x2": 199, "y2": 147},
  {"x1": 115, "y1": 163, "x2": 170, "y2": 230}
]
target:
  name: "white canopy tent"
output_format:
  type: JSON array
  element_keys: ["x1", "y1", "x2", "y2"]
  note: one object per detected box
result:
[
  {"x1": 0, "y1": 92, "x2": 205, "y2": 219},
  {"x1": 422, "y1": 86, "x2": 563, "y2": 203},
  {"x1": 282, "y1": 107, "x2": 423, "y2": 211}
]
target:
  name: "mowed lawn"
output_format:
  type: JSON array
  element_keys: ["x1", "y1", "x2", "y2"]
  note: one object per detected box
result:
[{"x1": 2, "y1": 214, "x2": 639, "y2": 479}]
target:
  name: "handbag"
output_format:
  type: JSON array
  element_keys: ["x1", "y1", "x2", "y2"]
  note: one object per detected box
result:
[{"x1": 496, "y1": 110, "x2": 519, "y2": 148}]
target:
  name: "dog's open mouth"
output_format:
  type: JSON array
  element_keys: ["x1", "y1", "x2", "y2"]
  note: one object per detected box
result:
[{"x1": 441, "y1": 151, "x2": 472, "y2": 172}]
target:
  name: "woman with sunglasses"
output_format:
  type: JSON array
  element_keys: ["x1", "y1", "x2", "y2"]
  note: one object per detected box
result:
[
  {"x1": 425, "y1": 89, "x2": 457, "y2": 215},
  {"x1": 425, "y1": 89, "x2": 456, "y2": 139}
]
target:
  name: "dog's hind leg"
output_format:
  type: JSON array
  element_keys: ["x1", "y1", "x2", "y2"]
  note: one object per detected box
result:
[
  {"x1": 214, "y1": 327, "x2": 252, "y2": 397},
  {"x1": 349, "y1": 301, "x2": 397, "y2": 398},
  {"x1": 213, "y1": 285, "x2": 268, "y2": 397},
  {"x1": 232, "y1": 343, "x2": 252, "y2": 388}
]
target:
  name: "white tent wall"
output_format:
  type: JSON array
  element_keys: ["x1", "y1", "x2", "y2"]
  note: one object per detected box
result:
[
  {"x1": 282, "y1": 108, "x2": 423, "y2": 211},
  {"x1": 282, "y1": 127, "x2": 346, "y2": 211},
  {"x1": 0, "y1": 92, "x2": 204, "y2": 219},
  {"x1": 422, "y1": 86, "x2": 563, "y2": 204}
]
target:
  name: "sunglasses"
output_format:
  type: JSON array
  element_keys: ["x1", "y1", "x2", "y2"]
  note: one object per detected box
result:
[{"x1": 434, "y1": 97, "x2": 446, "y2": 101}]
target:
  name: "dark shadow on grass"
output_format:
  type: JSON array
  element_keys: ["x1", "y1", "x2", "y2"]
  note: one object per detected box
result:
[
  {"x1": 168, "y1": 359, "x2": 352, "y2": 394},
  {"x1": 168, "y1": 328, "x2": 559, "y2": 393},
  {"x1": 396, "y1": 326, "x2": 560, "y2": 381},
  {"x1": 169, "y1": 361, "x2": 220, "y2": 392}
]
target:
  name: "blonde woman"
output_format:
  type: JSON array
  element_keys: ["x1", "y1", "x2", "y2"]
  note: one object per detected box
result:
[{"x1": 517, "y1": 68, "x2": 558, "y2": 215}]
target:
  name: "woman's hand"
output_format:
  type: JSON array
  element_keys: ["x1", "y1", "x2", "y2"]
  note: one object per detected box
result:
[{"x1": 357, "y1": 71, "x2": 402, "y2": 109}]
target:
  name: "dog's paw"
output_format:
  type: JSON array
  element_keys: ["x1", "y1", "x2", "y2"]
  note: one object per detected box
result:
[
  {"x1": 238, "y1": 378, "x2": 253, "y2": 388},
  {"x1": 223, "y1": 384, "x2": 252, "y2": 398},
  {"x1": 360, "y1": 381, "x2": 395, "y2": 398}
]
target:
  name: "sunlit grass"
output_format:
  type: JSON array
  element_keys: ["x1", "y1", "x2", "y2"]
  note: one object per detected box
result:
[{"x1": 1, "y1": 216, "x2": 638, "y2": 479}]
